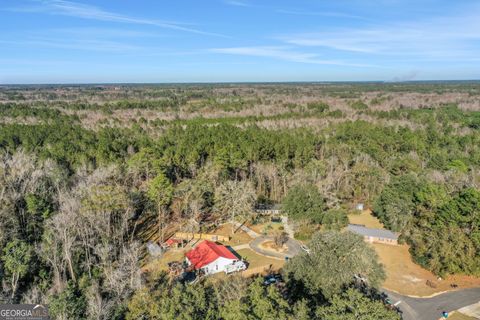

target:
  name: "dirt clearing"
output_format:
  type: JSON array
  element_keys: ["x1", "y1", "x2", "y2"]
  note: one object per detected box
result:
[
  {"x1": 348, "y1": 210, "x2": 480, "y2": 297},
  {"x1": 374, "y1": 243, "x2": 480, "y2": 296}
]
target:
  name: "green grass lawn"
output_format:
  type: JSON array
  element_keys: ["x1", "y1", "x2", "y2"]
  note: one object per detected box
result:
[{"x1": 236, "y1": 248, "x2": 284, "y2": 269}]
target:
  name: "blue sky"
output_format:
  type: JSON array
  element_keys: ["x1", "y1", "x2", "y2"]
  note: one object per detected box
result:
[{"x1": 1, "y1": 0, "x2": 480, "y2": 83}]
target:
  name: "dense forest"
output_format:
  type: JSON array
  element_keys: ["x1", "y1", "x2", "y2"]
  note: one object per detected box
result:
[{"x1": 0, "y1": 83, "x2": 479, "y2": 319}]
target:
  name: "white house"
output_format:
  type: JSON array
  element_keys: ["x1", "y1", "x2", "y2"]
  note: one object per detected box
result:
[{"x1": 185, "y1": 240, "x2": 239, "y2": 275}]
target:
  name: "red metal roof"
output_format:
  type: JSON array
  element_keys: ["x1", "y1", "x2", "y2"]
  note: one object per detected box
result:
[
  {"x1": 185, "y1": 240, "x2": 237, "y2": 269},
  {"x1": 165, "y1": 238, "x2": 181, "y2": 246}
]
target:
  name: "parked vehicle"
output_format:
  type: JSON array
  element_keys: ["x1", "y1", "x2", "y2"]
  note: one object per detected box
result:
[
  {"x1": 224, "y1": 260, "x2": 247, "y2": 274},
  {"x1": 264, "y1": 274, "x2": 282, "y2": 286},
  {"x1": 264, "y1": 278, "x2": 277, "y2": 285}
]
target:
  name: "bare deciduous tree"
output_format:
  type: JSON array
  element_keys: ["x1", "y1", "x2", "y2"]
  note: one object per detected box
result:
[{"x1": 214, "y1": 180, "x2": 256, "y2": 234}]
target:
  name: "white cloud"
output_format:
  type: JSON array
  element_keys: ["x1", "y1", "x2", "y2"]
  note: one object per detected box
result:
[
  {"x1": 8, "y1": 0, "x2": 225, "y2": 37},
  {"x1": 224, "y1": 0, "x2": 250, "y2": 7},
  {"x1": 43, "y1": 27, "x2": 159, "y2": 38},
  {"x1": 276, "y1": 9, "x2": 367, "y2": 21},
  {"x1": 210, "y1": 46, "x2": 374, "y2": 67},
  {"x1": 280, "y1": 8, "x2": 480, "y2": 59},
  {"x1": 0, "y1": 26, "x2": 166, "y2": 53}
]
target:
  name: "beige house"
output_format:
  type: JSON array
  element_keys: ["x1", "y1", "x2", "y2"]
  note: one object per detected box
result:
[{"x1": 347, "y1": 224, "x2": 399, "y2": 245}]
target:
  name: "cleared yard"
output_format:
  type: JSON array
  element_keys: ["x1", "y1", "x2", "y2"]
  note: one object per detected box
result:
[
  {"x1": 348, "y1": 209, "x2": 385, "y2": 229},
  {"x1": 348, "y1": 210, "x2": 480, "y2": 297},
  {"x1": 374, "y1": 243, "x2": 480, "y2": 296}
]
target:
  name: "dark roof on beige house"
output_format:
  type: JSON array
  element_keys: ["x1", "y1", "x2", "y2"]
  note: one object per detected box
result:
[{"x1": 347, "y1": 224, "x2": 399, "y2": 240}]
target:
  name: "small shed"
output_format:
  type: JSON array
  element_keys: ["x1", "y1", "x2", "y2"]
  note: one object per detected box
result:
[
  {"x1": 347, "y1": 224, "x2": 399, "y2": 245},
  {"x1": 164, "y1": 238, "x2": 182, "y2": 249},
  {"x1": 147, "y1": 241, "x2": 163, "y2": 257}
]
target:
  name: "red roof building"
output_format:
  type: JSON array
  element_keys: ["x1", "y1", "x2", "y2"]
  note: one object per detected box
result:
[
  {"x1": 165, "y1": 238, "x2": 181, "y2": 247},
  {"x1": 185, "y1": 240, "x2": 238, "y2": 274}
]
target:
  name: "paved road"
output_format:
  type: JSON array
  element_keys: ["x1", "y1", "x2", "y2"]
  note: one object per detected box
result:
[
  {"x1": 249, "y1": 235, "x2": 302, "y2": 259},
  {"x1": 384, "y1": 288, "x2": 480, "y2": 320}
]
